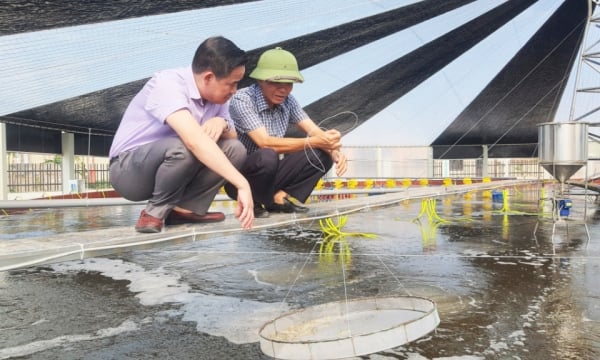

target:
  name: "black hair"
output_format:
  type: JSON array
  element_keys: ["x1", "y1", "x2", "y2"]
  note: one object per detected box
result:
[{"x1": 191, "y1": 36, "x2": 247, "y2": 78}]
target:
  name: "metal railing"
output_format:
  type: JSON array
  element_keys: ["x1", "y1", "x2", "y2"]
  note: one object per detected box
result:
[
  {"x1": 6, "y1": 150, "x2": 554, "y2": 196},
  {"x1": 8, "y1": 163, "x2": 110, "y2": 193},
  {"x1": 431, "y1": 158, "x2": 547, "y2": 179}
]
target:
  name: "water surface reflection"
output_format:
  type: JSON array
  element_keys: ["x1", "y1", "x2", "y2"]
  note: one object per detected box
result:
[{"x1": 1, "y1": 185, "x2": 599, "y2": 359}]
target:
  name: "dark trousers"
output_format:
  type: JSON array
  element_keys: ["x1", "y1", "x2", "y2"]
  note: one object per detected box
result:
[
  {"x1": 226, "y1": 148, "x2": 333, "y2": 206},
  {"x1": 110, "y1": 137, "x2": 246, "y2": 219}
]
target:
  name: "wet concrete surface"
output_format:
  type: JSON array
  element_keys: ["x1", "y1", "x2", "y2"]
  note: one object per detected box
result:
[{"x1": 1, "y1": 183, "x2": 599, "y2": 359}]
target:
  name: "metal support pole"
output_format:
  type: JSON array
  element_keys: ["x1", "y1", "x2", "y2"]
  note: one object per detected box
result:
[
  {"x1": 0, "y1": 123, "x2": 8, "y2": 200},
  {"x1": 61, "y1": 132, "x2": 75, "y2": 194}
]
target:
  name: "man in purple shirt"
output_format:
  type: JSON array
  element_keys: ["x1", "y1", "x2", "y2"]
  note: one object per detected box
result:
[{"x1": 109, "y1": 36, "x2": 254, "y2": 233}]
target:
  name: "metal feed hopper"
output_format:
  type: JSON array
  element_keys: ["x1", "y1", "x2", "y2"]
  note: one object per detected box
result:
[{"x1": 538, "y1": 122, "x2": 588, "y2": 185}]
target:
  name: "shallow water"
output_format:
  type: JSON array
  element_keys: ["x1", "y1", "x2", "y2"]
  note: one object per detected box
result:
[
  {"x1": 0, "y1": 205, "x2": 143, "y2": 240},
  {"x1": 1, "y1": 185, "x2": 599, "y2": 359}
]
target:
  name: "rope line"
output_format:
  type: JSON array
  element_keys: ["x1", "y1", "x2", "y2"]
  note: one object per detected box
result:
[
  {"x1": 154, "y1": 250, "x2": 600, "y2": 261},
  {"x1": 304, "y1": 111, "x2": 359, "y2": 174},
  {"x1": 277, "y1": 235, "x2": 321, "y2": 313}
]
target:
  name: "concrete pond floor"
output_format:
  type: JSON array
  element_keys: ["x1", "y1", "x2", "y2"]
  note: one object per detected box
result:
[{"x1": 0, "y1": 182, "x2": 599, "y2": 360}]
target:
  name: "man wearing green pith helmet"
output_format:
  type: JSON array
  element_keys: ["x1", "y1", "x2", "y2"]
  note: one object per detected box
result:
[{"x1": 225, "y1": 47, "x2": 348, "y2": 217}]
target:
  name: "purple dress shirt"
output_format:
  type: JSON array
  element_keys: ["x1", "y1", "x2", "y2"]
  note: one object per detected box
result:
[{"x1": 109, "y1": 66, "x2": 233, "y2": 158}]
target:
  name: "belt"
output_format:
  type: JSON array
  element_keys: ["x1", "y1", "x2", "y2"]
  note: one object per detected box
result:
[{"x1": 109, "y1": 157, "x2": 118, "y2": 165}]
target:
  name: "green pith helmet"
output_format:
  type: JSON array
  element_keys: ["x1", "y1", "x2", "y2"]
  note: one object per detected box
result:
[{"x1": 249, "y1": 47, "x2": 304, "y2": 83}]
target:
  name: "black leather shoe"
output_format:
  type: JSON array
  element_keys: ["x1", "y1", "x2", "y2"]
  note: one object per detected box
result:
[
  {"x1": 266, "y1": 197, "x2": 309, "y2": 213},
  {"x1": 254, "y1": 205, "x2": 270, "y2": 218}
]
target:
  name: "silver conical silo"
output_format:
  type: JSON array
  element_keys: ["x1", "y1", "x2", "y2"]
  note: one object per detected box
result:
[{"x1": 538, "y1": 122, "x2": 588, "y2": 184}]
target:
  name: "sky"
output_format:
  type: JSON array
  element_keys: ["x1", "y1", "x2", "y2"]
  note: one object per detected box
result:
[{"x1": 1, "y1": 0, "x2": 597, "y2": 146}]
